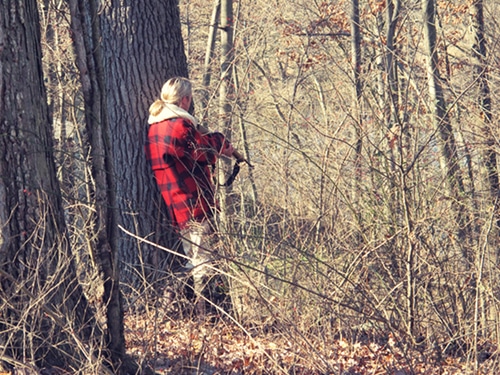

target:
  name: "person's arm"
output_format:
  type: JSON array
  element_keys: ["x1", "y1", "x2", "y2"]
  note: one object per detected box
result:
[
  {"x1": 232, "y1": 149, "x2": 247, "y2": 164},
  {"x1": 196, "y1": 132, "x2": 232, "y2": 161},
  {"x1": 203, "y1": 132, "x2": 252, "y2": 166},
  {"x1": 190, "y1": 125, "x2": 252, "y2": 166}
]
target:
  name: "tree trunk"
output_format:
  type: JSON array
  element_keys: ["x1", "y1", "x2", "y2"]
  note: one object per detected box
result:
[
  {"x1": 470, "y1": 0, "x2": 500, "y2": 228},
  {"x1": 68, "y1": 0, "x2": 129, "y2": 369},
  {"x1": 351, "y1": 0, "x2": 362, "y2": 168},
  {"x1": 0, "y1": 0, "x2": 103, "y2": 371},
  {"x1": 422, "y1": 0, "x2": 464, "y2": 196},
  {"x1": 218, "y1": 0, "x2": 235, "y2": 224},
  {"x1": 97, "y1": 1, "x2": 189, "y2": 284},
  {"x1": 422, "y1": 0, "x2": 473, "y2": 301},
  {"x1": 422, "y1": 0, "x2": 472, "y2": 249},
  {"x1": 69, "y1": 0, "x2": 191, "y2": 368},
  {"x1": 220, "y1": 0, "x2": 234, "y2": 131},
  {"x1": 350, "y1": 0, "x2": 364, "y2": 234},
  {"x1": 200, "y1": 0, "x2": 221, "y2": 126}
]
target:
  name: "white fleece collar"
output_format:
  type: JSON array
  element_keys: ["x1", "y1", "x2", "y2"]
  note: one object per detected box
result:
[{"x1": 148, "y1": 103, "x2": 198, "y2": 126}]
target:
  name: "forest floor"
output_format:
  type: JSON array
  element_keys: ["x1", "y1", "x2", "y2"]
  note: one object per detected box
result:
[{"x1": 124, "y1": 311, "x2": 499, "y2": 375}]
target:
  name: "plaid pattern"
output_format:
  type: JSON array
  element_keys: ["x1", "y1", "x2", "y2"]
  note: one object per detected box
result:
[{"x1": 146, "y1": 117, "x2": 233, "y2": 229}]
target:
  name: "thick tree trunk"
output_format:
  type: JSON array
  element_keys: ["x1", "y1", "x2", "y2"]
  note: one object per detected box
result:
[
  {"x1": 69, "y1": 0, "x2": 190, "y2": 369},
  {"x1": 97, "y1": 1, "x2": 189, "y2": 284},
  {"x1": 68, "y1": 0, "x2": 128, "y2": 369},
  {"x1": 0, "y1": 0, "x2": 102, "y2": 371}
]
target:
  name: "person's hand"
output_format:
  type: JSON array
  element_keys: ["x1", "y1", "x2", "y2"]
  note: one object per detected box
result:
[
  {"x1": 233, "y1": 150, "x2": 245, "y2": 163},
  {"x1": 196, "y1": 124, "x2": 210, "y2": 135},
  {"x1": 233, "y1": 149, "x2": 253, "y2": 167}
]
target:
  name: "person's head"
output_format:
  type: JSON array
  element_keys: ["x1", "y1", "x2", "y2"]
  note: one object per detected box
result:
[{"x1": 149, "y1": 77, "x2": 193, "y2": 116}]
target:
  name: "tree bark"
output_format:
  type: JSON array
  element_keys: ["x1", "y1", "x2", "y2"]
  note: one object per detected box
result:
[
  {"x1": 470, "y1": 0, "x2": 500, "y2": 228},
  {"x1": 422, "y1": 0, "x2": 464, "y2": 196},
  {"x1": 350, "y1": 0, "x2": 365, "y2": 235},
  {"x1": 220, "y1": 0, "x2": 234, "y2": 132},
  {"x1": 68, "y1": 0, "x2": 190, "y2": 369},
  {"x1": 422, "y1": 0, "x2": 473, "y2": 276},
  {"x1": 97, "y1": 0, "x2": 189, "y2": 285},
  {"x1": 68, "y1": 0, "x2": 128, "y2": 369},
  {"x1": 218, "y1": 0, "x2": 235, "y2": 224},
  {"x1": 200, "y1": 0, "x2": 221, "y2": 126},
  {"x1": 351, "y1": 0, "x2": 362, "y2": 175},
  {"x1": 0, "y1": 0, "x2": 102, "y2": 371}
]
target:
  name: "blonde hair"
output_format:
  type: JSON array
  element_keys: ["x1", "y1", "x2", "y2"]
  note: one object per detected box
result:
[{"x1": 149, "y1": 77, "x2": 193, "y2": 116}]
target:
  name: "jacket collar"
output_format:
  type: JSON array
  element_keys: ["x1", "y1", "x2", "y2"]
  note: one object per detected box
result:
[{"x1": 148, "y1": 103, "x2": 198, "y2": 127}]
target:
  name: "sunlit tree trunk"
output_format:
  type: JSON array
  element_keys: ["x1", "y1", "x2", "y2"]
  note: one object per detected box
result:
[
  {"x1": 220, "y1": 0, "x2": 234, "y2": 132},
  {"x1": 470, "y1": 0, "x2": 500, "y2": 228},
  {"x1": 200, "y1": 0, "x2": 221, "y2": 126},
  {"x1": 350, "y1": 0, "x2": 365, "y2": 242},
  {"x1": 385, "y1": 0, "x2": 401, "y2": 128},
  {"x1": 82, "y1": 2, "x2": 186, "y2": 287},
  {"x1": 382, "y1": 0, "x2": 418, "y2": 339},
  {"x1": 39, "y1": 0, "x2": 66, "y2": 142},
  {"x1": 218, "y1": 0, "x2": 235, "y2": 224},
  {"x1": 422, "y1": 0, "x2": 464, "y2": 196},
  {"x1": 70, "y1": 0, "x2": 190, "y2": 365},
  {"x1": 351, "y1": 0, "x2": 362, "y2": 181},
  {"x1": 68, "y1": 0, "x2": 128, "y2": 369},
  {"x1": 469, "y1": 0, "x2": 498, "y2": 365},
  {"x1": 422, "y1": 0, "x2": 472, "y2": 279},
  {"x1": 70, "y1": 0, "x2": 190, "y2": 366},
  {"x1": 0, "y1": 0, "x2": 102, "y2": 370}
]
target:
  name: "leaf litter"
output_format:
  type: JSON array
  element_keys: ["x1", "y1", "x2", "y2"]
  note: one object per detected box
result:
[{"x1": 124, "y1": 313, "x2": 499, "y2": 374}]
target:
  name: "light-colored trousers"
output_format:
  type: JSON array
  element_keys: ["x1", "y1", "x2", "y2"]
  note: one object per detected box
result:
[{"x1": 180, "y1": 220, "x2": 215, "y2": 283}]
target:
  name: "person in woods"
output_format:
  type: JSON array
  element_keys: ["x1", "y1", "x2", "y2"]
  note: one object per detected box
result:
[{"x1": 145, "y1": 77, "x2": 246, "y2": 315}]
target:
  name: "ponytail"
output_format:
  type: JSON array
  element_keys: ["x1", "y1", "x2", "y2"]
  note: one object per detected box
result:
[
  {"x1": 149, "y1": 99, "x2": 165, "y2": 117},
  {"x1": 148, "y1": 77, "x2": 192, "y2": 117}
]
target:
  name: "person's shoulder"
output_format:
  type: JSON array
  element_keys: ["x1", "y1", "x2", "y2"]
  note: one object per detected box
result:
[
  {"x1": 163, "y1": 117, "x2": 193, "y2": 126},
  {"x1": 166, "y1": 118, "x2": 196, "y2": 139},
  {"x1": 154, "y1": 117, "x2": 192, "y2": 129},
  {"x1": 175, "y1": 118, "x2": 197, "y2": 133}
]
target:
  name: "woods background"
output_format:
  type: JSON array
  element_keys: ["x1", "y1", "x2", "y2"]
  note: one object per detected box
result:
[{"x1": 2, "y1": 0, "x2": 500, "y2": 373}]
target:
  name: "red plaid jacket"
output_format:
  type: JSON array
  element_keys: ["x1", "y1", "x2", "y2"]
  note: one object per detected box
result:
[{"x1": 146, "y1": 117, "x2": 234, "y2": 230}]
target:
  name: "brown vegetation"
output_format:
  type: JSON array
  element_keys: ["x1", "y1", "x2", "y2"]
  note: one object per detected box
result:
[{"x1": 2, "y1": 0, "x2": 500, "y2": 373}]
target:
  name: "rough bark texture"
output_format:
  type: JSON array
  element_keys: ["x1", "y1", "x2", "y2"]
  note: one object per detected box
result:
[
  {"x1": 68, "y1": 0, "x2": 127, "y2": 370},
  {"x1": 217, "y1": 0, "x2": 235, "y2": 224},
  {"x1": 68, "y1": 1, "x2": 190, "y2": 368},
  {"x1": 0, "y1": 0, "x2": 99, "y2": 370},
  {"x1": 98, "y1": 0, "x2": 189, "y2": 284}
]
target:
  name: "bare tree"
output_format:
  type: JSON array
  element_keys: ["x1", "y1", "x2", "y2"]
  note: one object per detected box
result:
[
  {"x1": 67, "y1": 0, "x2": 192, "y2": 367},
  {"x1": 200, "y1": 0, "x2": 221, "y2": 126},
  {"x1": 216, "y1": 0, "x2": 236, "y2": 224},
  {"x1": 422, "y1": 0, "x2": 465, "y2": 196},
  {"x1": 68, "y1": 0, "x2": 128, "y2": 369},
  {"x1": 351, "y1": 0, "x2": 363, "y2": 176},
  {"x1": 96, "y1": 1, "x2": 190, "y2": 284},
  {"x1": 470, "y1": 0, "x2": 500, "y2": 226},
  {"x1": 0, "y1": 0, "x2": 105, "y2": 371},
  {"x1": 219, "y1": 0, "x2": 235, "y2": 134}
]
